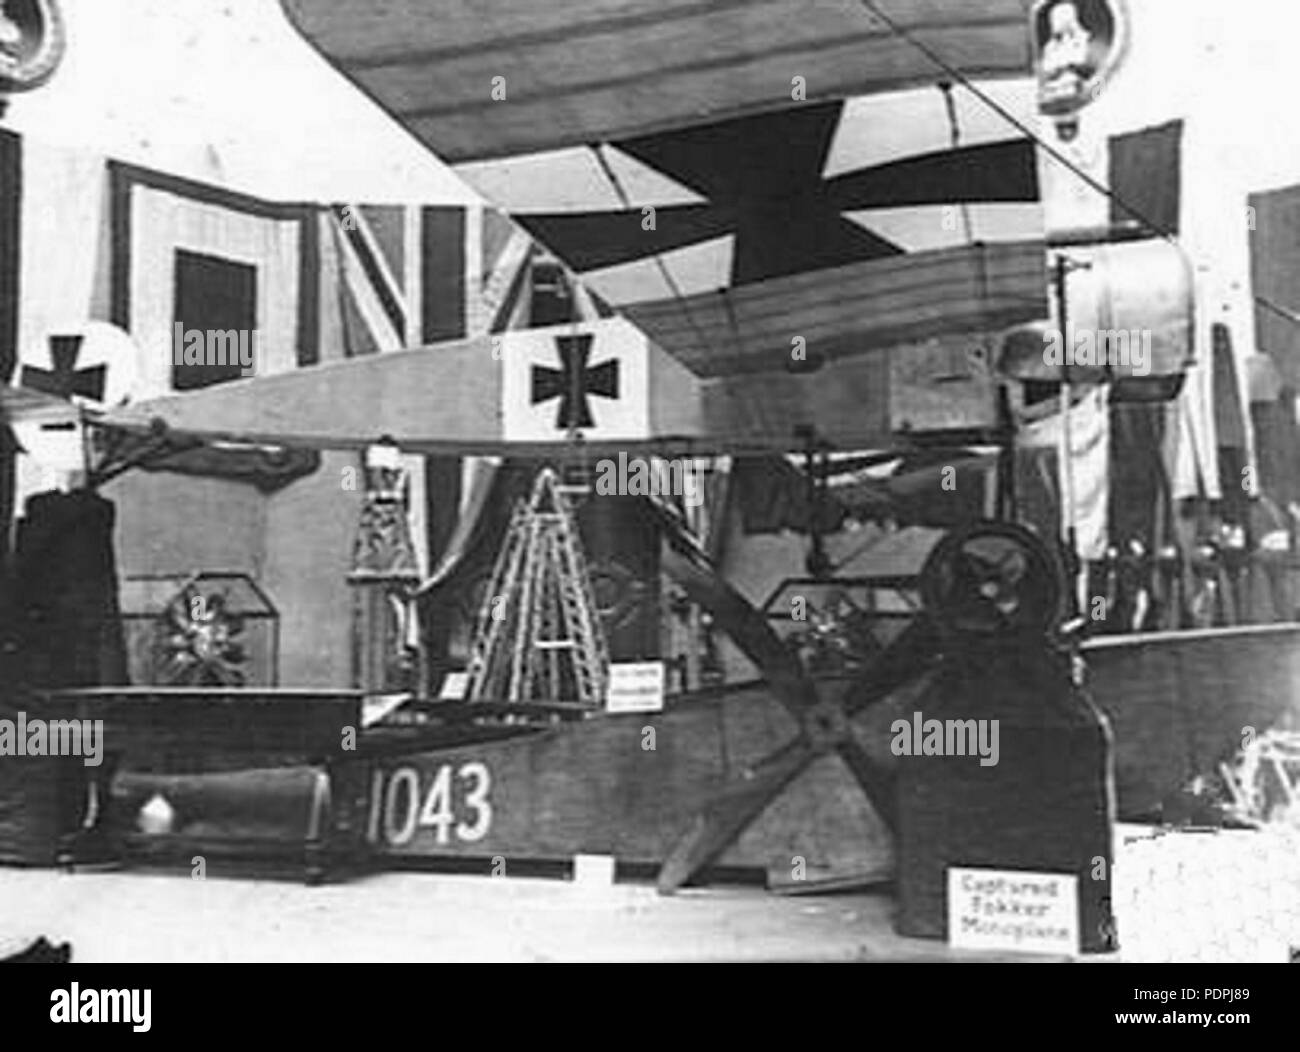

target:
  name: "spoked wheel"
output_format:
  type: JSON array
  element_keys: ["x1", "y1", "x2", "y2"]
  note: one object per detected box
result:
[{"x1": 919, "y1": 520, "x2": 1063, "y2": 643}]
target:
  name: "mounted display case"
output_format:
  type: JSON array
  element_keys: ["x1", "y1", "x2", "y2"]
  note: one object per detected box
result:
[{"x1": 117, "y1": 572, "x2": 279, "y2": 687}]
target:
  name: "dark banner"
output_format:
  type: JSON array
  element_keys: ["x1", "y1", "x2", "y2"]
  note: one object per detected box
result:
[
  {"x1": 1109, "y1": 120, "x2": 1183, "y2": 236},
  {"x1": 0, "y1": 128, "x2": 20, "y2": 564}
]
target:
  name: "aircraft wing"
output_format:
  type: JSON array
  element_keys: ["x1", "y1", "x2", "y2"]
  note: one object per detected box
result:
[
  {"x1": 0, "y1": 382, "x2": 87, "y2": 426},
  {"x1": 99, "y1": 318, "x2": 722, "y2": 457},
  {"x1": 97, "y1": 315, "x2": 1002, "y2": 457},
  {"x1": 95, "y1": 2, "x2": 1047, "y2": 460},
  {"x1": 279, "y1": 0, "x2": 1033, "y2": 163},
  {"x1": 277, "y1": 1, "x2": 1046, "y2": 431}
]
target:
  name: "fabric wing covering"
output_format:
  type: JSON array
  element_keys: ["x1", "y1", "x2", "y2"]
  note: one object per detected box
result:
[
  {"x1": 451, "y1": 82, "x2": 1050, "y2": 381},
  {"x1": 279, "y1": 1, "x2": 1050, "y2": 426},
  {"x1": 280, "y1": 0, "x2": 1035, "y2": 162}
]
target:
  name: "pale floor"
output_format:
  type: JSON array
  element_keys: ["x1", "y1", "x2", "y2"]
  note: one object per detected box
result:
[
  {"x1": 2, "y1": 823, "x2": 1295, "y2": 962},
  {"x1": 0, "y1": 866, "x2": 1055, "y2": 963}
]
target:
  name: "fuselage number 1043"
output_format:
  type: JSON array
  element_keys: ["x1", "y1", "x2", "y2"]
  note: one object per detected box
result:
[{"x1": 367, "y1": 761, "x2": 493, "y2": 847}]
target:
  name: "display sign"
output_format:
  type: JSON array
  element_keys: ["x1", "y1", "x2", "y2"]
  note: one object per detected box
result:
[
  {"x1": 948, "y1": 867, "x2": 1080, "y2": 956},
  {"x1": 573, "y1": 854, "x2": 616, "y2": 886},
  {"x1": 438, "y1": 671, "x2": 469, "y2": 701},
  {"x1": 1032, "y1": 0, "x2": 1128, "y2": 117},
  {"x1": 605, "y1": 661, "x2": 665, "y2": 714}
]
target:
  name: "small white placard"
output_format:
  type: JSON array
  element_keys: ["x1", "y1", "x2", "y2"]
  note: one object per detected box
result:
[
  {"x1": 573, "y1": 854, "x2": 616, "y2": 887},
  {"x1": 948, "y1": 868, "x2": 1079, "y2": 956},
  {"x1": 438, "y1": 672, "x2": 469, "y2": 701},
  {"x1": 605, "y1": 661, "x2": 665, "y2": 713},
  {"x1": 362, "y1": 692, "x2": 410, "y2": 728}
]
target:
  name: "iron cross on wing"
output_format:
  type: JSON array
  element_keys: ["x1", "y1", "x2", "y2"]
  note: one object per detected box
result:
[{"x1": 530, "y1": 333, "x2": 619, "y2": 432}]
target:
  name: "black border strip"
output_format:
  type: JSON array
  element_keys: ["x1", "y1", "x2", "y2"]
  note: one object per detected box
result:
[
  {"x1": 297, "y1": 212, "x2": 320, "y2": 367},
  {"x1": 0, "y1": 127, "x2": 19, "y2": 563},
  {"x1": 0, "y1": 127, "x2": 20, "y2": 383},
  {"x1": 421, "y1": 205, "x2": 467, "y2": 343}
]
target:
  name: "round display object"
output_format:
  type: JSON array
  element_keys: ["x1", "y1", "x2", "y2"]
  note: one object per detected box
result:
[{"x1": 919, "y1": 520, "x2": 1063, "y2": 642}]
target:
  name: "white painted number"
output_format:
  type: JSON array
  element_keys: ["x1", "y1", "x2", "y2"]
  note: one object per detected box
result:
[
  {"x1": 418, "y1": 764, "x2": 454, "y2": 844},
  {"x1": 367, "y1": 766, "x2": 384, "y2": 843},
  {"x1": 372, "y1": 762, "x2": 493, "y2": 847},
  {"x1": 383, "y1": 767, "x2": 420, "y2": 846},
  {"x1": 456, "y1": 762, "x2": 492, "y2": 842}
]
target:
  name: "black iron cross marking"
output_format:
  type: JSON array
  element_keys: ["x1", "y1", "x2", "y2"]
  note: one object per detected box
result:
[
  {"x1": 530, "y1": 334, "x2": 619, "y2": 431},
  {"x1": 20, "y1": 335, "x2": 106, "y2": 401}
]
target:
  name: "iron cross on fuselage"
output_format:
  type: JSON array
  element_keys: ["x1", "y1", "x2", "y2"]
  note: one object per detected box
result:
[
  {"x1": 530, "y1": 333, "x2": 619, "y2": 432},
  {"x1": 21, "y1": 334, "x2": 106, "y2": 402}
]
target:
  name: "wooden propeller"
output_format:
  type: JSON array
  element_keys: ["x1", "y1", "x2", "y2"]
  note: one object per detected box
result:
[{"x1": 654, "y1": 514, "x2": 1058, "y2": 893}]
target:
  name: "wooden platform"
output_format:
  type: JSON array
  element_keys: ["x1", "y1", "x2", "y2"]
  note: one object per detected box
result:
[
  {"x1": 34, "y1": 687, "x2": 363, "y2": 766},
  {"x1": 363, "y1": 681, "x2": 895, "y2": 886},
  {"x1": 8, "y1": 623, "x2": 1299, "y2": 888}
]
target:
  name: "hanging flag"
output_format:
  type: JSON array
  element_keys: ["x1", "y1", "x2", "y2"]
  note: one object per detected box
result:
[
  {"x1": 1039, "y1": 118, "x2": 1183, "y2": 236},
  {"x1": 1250, "y1": 183, "x2": 1300, "y2": 392},
  {"x1": 1108, "y1": 119, "x2": 1182, "y2": 237},
  {"x1": 108, "y1": 159, "x2": 320, "y2": 394},
  {"x1": 325, "y1": 200, "x2": 553, "y2": 357}
]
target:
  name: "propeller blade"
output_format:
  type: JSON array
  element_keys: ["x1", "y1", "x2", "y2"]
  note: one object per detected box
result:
[
  {"x1": 835, "y1": 738, "x2": 897, "y2": 834},
  {"x1": 656, "y1": 508, "x2": 819, "y2": 721},
  {"x1": 839, "y1": 618, "x2": 939, "y2": 717},
  {"x1": 658, "y1": 738, "x2": 813, "y2": 893}
]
